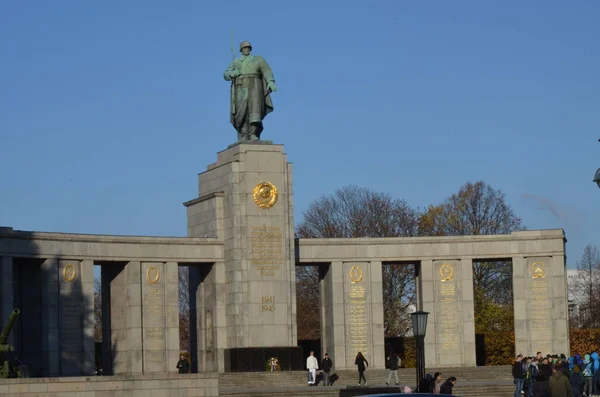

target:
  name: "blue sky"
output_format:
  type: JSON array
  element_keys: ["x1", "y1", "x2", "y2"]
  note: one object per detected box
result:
[{"x1": 1, "y1": 1, "x2": 598, "y2": 269}]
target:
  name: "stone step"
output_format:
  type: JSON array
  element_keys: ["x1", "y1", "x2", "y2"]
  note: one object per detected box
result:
[
  {"x1": 220, "y1": 383, "x2": 515, "y2": 397},
  {"x1": 218, "y1": 366, "x2": 513, "y2": 388}
]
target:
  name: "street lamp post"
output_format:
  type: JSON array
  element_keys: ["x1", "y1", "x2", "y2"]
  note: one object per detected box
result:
[{"x1": 411, "y1": 311, "x2": 429, "y2": 392}]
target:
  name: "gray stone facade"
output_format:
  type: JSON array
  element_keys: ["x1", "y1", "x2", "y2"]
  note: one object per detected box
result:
[
  {"x1": 0, "y1": 143, "x2": 569, "y2": 376},
  {"x1": 0, "y1": 372, "x2": 218, "y2": 396}
]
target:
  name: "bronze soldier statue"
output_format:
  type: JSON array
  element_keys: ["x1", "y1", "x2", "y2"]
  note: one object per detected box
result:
[{"x1": 224, "y1": 41, "x2": 277, "y2": 141}]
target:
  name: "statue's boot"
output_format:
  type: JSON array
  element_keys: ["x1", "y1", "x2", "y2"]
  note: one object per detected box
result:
[
  {"x1": 248, "y1": 123, "x2": 263, "y2": 141},
  {"x1": 238, "y1": 124, "x2": 251, "y2": 141}
]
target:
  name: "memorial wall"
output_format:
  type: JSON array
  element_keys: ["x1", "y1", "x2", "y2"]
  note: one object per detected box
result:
[{"x1": 0, "y1": 144, "x2": 569, "y2": 374}]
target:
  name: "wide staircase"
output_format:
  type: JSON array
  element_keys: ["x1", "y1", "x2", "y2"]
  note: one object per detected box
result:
[{"x1": 219, "y1": 365, "x2": 515, "y2": 396}]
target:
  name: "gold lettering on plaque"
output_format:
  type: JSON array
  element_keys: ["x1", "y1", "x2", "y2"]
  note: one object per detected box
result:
[
  {"x1": 531, "y1": 261, "x2": 546, "y2": 279},
  {"x1": 250, "y1": 225, "x2": 283, "y2": 276},
  {"x1": 261, "y1": 295, "x2": 275, "y2": 312},
  {"x1": 62, "y1": 263, "x2": 76, "y2": 283},
  {"x1": 438, "y1": 281, "x2": 459, "y2": 350},
  {"x1": 253, "y1": 182, "x2": 278, "y2": 209},
  {"x1": 440, "y1": 264, "x2": 454, "y2": 281},
  {"x1": 146, "y1": 266, "x2": 160, "y2": 284},
  {"x1": 349, "y1": 266, "x2": 364, "y2": 283},
  {"x1": 348, "y1": 284, "x2": 368, "y2": 356}
]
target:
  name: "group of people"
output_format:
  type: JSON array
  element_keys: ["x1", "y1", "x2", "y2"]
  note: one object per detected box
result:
[
  {"x1": 426, "y1": 372, "x2": 458, "y2": 394},
  {"x1": 306, "y1": 351, "x2": 457, "y2": 394},
  {"x1": 512, "y1": 351, "x2": 600, "y2": 397},
  {"x1": 306, "y1": 351, "x2": 334, "y2": 385}
]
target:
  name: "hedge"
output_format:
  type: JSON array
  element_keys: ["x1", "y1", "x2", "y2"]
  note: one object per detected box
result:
[{"x1": 397, "y1": 329, "x2": 600, "y2": 367}]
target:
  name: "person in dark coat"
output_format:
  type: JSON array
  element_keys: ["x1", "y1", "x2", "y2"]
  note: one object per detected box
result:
[
  {"x1": 176, "y1": 355, "x2": 190, "y2": 374},
  {"x1": 386, "y1": 352, "x2": 400, "y2": 385},
  {"x1": 321, "y1": 353, "x2": 333, "y2": 386},
  {"x1": 534, "y1": 357, "x2": 550, "y2": 397},
  {"x1": 549, "y1": 364, "x2": 573, "y2": 397},
  {"x1": 355, "y1": 352, "x2": 369, "y2": 386},
  {"x1": 569, "y1": 364, "x2": 582, "y2": 397},
  {"x1": 440, "y1": 376, "x2": 457, "y2": 395}
]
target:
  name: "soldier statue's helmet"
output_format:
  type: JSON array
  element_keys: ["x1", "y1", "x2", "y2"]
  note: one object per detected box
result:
[{"x1": 239, "y1": 41, "x2": 252, "y2": 52}]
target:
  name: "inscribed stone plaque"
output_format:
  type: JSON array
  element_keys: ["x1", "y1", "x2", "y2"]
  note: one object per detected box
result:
[
  {"x1": 433, "y1": 260, "x2": 463, "y2": 357},
  {"x1": 344, "y1": 262, "x2": 371, "y2": 363},
  {"x1": 249, "y1": 225, "x2": 283, "y2": 276}
]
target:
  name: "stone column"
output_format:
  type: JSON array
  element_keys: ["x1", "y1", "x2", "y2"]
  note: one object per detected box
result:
[
  {"x1": 165, "y1": 261, "x2": 180, "y2": 373},
  {"x1": 41, "y1": 259, "x2": 59, "y2": 376},
  {"x1": 141, "y1": 261, "x2": 167, "y2": 373},
  {"x1": 319, "y1": 264, "x2": 329, "y2": 359},
  {"x1": 420, "y1": 259, "x2": 436, "y2": 367},
  {"x1": 58, "y1": 260, "x2": 84, "y2": 375},
  {"x1": 338, "y1": 261, "x2": 384, "y2": 369},
  {"x1": 322, "y1": 261, "x2": 346, "y2": 368},
  {"x1": 111, "y1": 261, "x2": 143, "y2": 374},
  {"x1": 514, "y1": 256, "x2": 569, "y2": 356},
  {"x1": 81, "y1": 260, "x2": 96, "y2": 375},
  {"x1": 368, "y1": 261, "x2": 385, "y2": 368},
  {"x1": 459, "y1": 258, "x2": 476, "y2": 366},
  {"x1": 550, "y1": 255, "x2": 570, "y2": 355},
  {"x1": 425, "y1": 259, "x2": 475, "y2": 367},
  {"x1": 0, "y1": 257, "x2": 14, "y2": 343}
]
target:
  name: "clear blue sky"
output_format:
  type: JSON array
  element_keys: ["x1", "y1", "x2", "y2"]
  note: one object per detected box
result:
[{"x1": 1, "y1": 1, "x2": 599, "y2": 269}]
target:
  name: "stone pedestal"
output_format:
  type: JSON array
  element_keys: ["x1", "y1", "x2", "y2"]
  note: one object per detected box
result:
[{"x1": 184, "y1": 143, "x2": 299, "y2": 371}]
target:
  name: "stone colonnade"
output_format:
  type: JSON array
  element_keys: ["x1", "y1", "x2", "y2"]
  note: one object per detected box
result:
[
  {"x1": 299, "y1": 229, "x2": 568, "y2": 368},
  {"x1": 0, "y1": 228, "x2": 222, "y2": 376},
  {"x1": 0, "y1": 144, "x2": 570, "y2": 375}
]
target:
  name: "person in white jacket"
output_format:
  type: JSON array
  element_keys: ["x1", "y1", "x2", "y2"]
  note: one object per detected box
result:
[{"x1": 306, "y1": 351, "x2": 319, "y2": 385}]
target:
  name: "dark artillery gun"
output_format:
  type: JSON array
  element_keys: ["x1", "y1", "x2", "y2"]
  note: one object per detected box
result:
[{"x1": 0, "y1": 308, "x2": 21, "y2": 378}]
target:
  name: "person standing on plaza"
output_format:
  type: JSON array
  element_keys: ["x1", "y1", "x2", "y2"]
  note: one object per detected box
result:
[
  {"x1": 306, "y1": 351, "x2": 319, "y2": 385},
  {"x1": 433, "y1": 372, "x2": 443, "y2": 394},
  {"x1": 514, "y1": 354, "x2": 526, "y2": 397},
  {"x1": 386, "y1": 352, "x2": 400, "y2": 385},
  {"x1": 321, "y1": 353, "x2": 333, "y2": 386},
  {"x1": 549, "y1": 364, "x2": 573, "y2": 397},
  {"x1": 355, "y1": 352, "x2": 369, "y2": 386}
]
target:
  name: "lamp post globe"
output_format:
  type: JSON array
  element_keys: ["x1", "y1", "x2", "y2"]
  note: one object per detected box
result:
[{"x1": 411, "y1": 311, "x2": 429, "y2": 392}]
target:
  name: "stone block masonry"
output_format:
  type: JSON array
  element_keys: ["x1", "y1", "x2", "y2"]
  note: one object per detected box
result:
[{"x1": 0, "y1": 372, "x2": 218, "y2": 396}]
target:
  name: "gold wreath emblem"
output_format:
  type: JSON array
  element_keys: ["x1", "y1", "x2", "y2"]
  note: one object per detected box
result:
[
  {"x1": 253, "y1": 182, "x2": 278, "y2": 209},
  {"x1": 349, "y1": 266, "x2": 364, "y2": 284},
  {"x1": 62, "y1": 263, "x2": 76, "y2": 283},
  {"x1": 146, "y1": 266, "x2": 160, "y2": 284},
  {"x1": 532, "y1": 261, "x2": 546, "y2": 279},
  {"x1": 440, "y1": 264, "x2": 454, "y2": 281}
]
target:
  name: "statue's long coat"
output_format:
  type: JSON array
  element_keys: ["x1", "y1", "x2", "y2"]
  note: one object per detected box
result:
[{"x1": 224, "y1": 55, "x2": 275, "y2": 130}]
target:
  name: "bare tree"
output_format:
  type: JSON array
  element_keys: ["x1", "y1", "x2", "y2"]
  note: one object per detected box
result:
[
  {"x1": 569, "y1": 244, "x2": 600, "y2": 328},
  {"x1": 418, "y1": 181, "x2": 523, "y2": 333},
  {"x1": 298, "y1": 185, "x2": 419, "y2": 239},
  {"x1": 296, "y1": 185, "x2": 420, "y2": 338},
  {"x1": 382, "y1": 263, "x2": 416, "y2": 336},
  {"x1": 295, "y1": 265, "x2": 321, "y2": 340},
  {"x1": 179, "y1": 266, "x2": 190, "y2": 352},
  {"x1": 94, "y1": 277, "x2": 102, "y2": 342}
]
